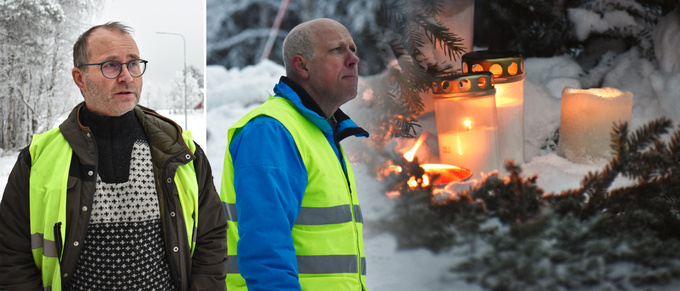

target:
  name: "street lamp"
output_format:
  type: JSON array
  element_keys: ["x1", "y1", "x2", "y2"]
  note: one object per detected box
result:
[{"x1": 156, "y1": 31, "x2": 187, "y2": 129}]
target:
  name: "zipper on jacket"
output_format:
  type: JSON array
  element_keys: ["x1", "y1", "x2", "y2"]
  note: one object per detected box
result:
[{"x1": 54, "y1": 222, "x2": 63, "y2": 263}]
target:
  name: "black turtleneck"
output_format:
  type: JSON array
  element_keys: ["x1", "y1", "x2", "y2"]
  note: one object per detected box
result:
[
  {"x1": 80, "y1": 106, "x2": 147, "y2": 183},
  {"x1": 280, "y1": 76, "x2": 327, "y2": 118}
]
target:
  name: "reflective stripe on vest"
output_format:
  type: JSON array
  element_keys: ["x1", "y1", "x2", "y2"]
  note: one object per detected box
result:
[
  {"x1": 221, "y1": 96, "x2": 367, "y2": 291},
  {"x1": 226, "y1": 254, "x2": 368, "y2": 275},
  {"x1": 29, "y1": 128, "x2": 198, "y2": 291},
  {"x1": 223, "y1": 202, "x2": 364, "y2": 225}
]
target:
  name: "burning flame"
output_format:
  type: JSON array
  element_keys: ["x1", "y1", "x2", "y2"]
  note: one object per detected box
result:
[
  {"x1": 386, "y1": 132, "x2": 472, "y2": 191},
  {"x1": 464, "y1": 119, "x2": 472, "y2": 131},
  {"x1": 403, "y1": 132, "x2": 429, "y2": 162}
]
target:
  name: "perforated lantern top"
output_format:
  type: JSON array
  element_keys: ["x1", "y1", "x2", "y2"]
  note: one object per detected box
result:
[
  {"x1": 432, "y1": 72, "x2": 496, "y2": 98},
  {"x1": 462, "y1": 50, "x2": 524, "y2": 84}
]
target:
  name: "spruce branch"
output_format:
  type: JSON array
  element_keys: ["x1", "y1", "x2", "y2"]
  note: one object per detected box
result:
[
  {"x1": 381, "y1": 117, "x2": 680, "y2": 288},
  {"x1": 385, "y1": 117, "x2": 680, "y2": 252},
  {"x1": 418, "y1": 0, "x2": 445, "y2": 16},
  {"x1": 411, "y1": 13, "x2": 466, "y2": 63}
]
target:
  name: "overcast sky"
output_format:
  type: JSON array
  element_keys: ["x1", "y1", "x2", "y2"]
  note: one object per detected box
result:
[{"x1": 95, "y1": 0, "x2": 206, "y2": 87}]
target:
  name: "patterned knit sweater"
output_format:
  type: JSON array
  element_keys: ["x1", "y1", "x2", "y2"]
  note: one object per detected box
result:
[{"x1": 64, "y1": 107, "x2": 176, "y2": 290}]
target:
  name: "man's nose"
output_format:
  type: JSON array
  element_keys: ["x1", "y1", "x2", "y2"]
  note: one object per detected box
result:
[
  {"x1": 117, "y1": 65, "x2": 134, "y2": 82},
  {"x1": 346, "y1": 51, "x2": 360, "y2": 67}
]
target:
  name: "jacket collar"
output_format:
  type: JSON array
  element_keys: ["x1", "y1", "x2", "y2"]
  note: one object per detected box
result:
[
  {"x1": 275, "y1": 77, "x2": 369, "y2": 142},
  {"x1": 60, "y1": 102, "x2": 193, "y2": 169}
]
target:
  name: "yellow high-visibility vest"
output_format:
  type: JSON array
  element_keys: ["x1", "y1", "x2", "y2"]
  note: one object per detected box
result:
[
  {"x1": 222, "y1": 96, "x2": 367, "y2": 290},
  {"x1": 28, "y1": 127, "x2": 199, "y2": 291}
]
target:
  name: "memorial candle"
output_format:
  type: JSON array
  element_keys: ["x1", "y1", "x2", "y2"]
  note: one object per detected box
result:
[
  {"x1": 462, "y1": 50, "x2": 526, "y2": 164},
  {"x1": 433, "y1": 73, "x2": 501, "y2": 179},
  {"x1": 557, "y1": 87, "x2": 634, "y2": 164}
]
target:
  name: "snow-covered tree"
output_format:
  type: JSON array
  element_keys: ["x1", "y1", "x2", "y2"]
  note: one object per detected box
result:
[
  {"x1": 187, "y1": 65, "x2": 205, "y2": 89},
  {"x1": 139, "y1": 81, "x2": 165, "y2": 110},
  {"x1": 475, "y1": 0, "x2": 677, "y2": 61},
  {"x1": 167, "y1": 70, "x2": 203, "y2": 112},
  {"x1": 0, "y1": 0, "x2": 102, "y2": 151},
  {"x1": 207, "y1": 0, "x2": 387, "y2": 75}
]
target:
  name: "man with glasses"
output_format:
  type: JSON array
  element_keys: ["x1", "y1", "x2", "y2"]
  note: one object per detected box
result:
[{"x1": 0, "y1": 22, "x2": 227, "y2": 291}]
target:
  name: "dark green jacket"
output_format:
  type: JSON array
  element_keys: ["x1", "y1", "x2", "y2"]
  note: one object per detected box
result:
[{"x1": 0, "y1": 103, "x2": 227, "y2": 291}]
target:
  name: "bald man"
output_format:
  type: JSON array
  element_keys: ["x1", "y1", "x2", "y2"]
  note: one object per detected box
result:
[{"x1": 221, "y1": 18, "x2": 370, "y2": 291}]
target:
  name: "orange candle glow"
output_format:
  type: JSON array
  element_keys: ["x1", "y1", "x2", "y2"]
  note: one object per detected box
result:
[{"x1": 433, "y1": 73, "x2": 501, "y2": 179}]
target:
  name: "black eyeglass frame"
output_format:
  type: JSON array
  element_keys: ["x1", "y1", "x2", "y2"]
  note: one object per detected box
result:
[{"x1": 77, "y1": 59, "x2": 148, "y2": 79}]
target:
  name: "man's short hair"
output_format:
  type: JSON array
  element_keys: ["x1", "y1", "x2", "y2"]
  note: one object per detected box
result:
[
  {"x1": 73, "y1": 22, "x2": 134, "y2": 68},
  {"x1": 282, "y1": 24, "x2": 315, "y2": 77}
]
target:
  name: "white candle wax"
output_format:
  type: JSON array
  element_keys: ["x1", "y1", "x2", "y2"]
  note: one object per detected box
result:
[
  {"x1": 557, "y1": 87, "x2": 633, "y2": 164},
  {"x1": 438, "y1": 127, "x2": 501, "y2": 179},
  {"x1": 495, "y1": 80, "x2": 525, "y2": 164}
]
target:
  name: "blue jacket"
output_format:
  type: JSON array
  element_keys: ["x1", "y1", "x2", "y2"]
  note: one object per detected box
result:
[{"x1": 228, "y1": 77, "x2": 368, "y2": 290}]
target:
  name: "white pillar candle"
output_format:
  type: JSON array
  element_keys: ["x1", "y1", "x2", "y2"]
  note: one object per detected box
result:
[{"x1": 557, "y1": 87, "x2": 634, "y2": 164}]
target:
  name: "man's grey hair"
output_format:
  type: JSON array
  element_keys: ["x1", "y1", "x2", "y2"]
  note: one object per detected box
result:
[
  {"x1": 73, "y1": 22, "x2": 134, "y2": 68},
  {"x1": 282, "y1": 23, "x2": 315, "y2": 77}
]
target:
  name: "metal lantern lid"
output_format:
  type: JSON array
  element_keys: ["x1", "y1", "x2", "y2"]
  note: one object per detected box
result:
[
  {"x1": 433, "y1": 72, "x2": 495, "y2": 98},
  {"x1": 462, "y1": 50, "x2": 525, "y2": 83}
]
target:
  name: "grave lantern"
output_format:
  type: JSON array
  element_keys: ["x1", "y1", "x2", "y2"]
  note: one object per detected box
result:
[
  {"x1": 433, "y1": 72, "x2": 501, "y2": 179},
  {"x1": 462, "y1": 50, "x2": 526, "y2": 164}
]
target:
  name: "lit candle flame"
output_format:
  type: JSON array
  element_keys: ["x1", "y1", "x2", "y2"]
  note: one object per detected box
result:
[
  {"x1": 384, "y1": 132, "x2": 472, "y2": 197},
  {"x1": 403, "y1": 132, "x2": 429, "y2": 162}
]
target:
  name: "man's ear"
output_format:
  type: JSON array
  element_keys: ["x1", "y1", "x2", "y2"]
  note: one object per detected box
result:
[
  {"x1": 291, "y1": 55, "x2": 309, "y2": 80},
  {"x1": 72, "y1": 67, "x2": 87, "y2": 94}
]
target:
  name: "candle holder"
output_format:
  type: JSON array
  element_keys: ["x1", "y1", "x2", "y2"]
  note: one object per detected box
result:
[
  {"x1": 433, "y1": 72, "x2": 501, "y2": 179},
  {"x1": 462, "y1": 50, "x2": 526, "y2": 164},
  {"x1": 557, "y1": 87, "x2": 634, "y2": 164}
]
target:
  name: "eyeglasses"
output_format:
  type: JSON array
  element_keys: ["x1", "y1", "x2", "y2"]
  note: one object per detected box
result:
[{"x1": 77, "y1": 59, "x2": 148, "y2": 79}]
